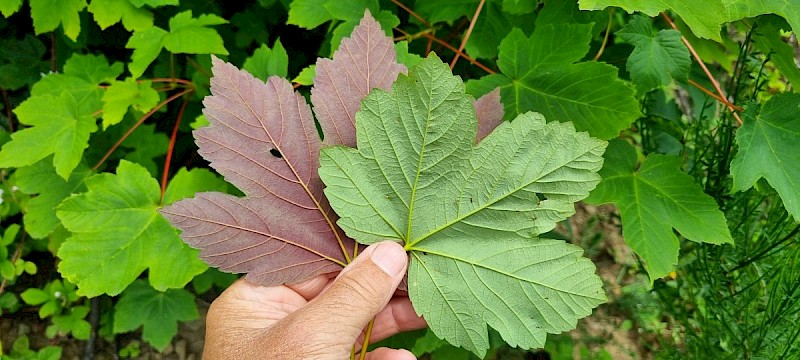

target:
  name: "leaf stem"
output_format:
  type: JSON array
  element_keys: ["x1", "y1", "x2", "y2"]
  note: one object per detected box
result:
[
  {"x1": 688, "y1": 79, "x2": 744, "y2": 111},
  {"x1": 358, "y1": 318, "x2": 376, "y2": 360},
  {"x1": 419, "y1": 32, "x2": 495, "y2": 74},
  {"x1": 390, "y1": 0, "x2": 430, "y2": 27},
  {"x1": 660, "y1": 12, "x2": 743, "y2": 126},
  {"x1": 50, "y1": 32, "x2": 56, "y2": 72},
  {"x1": 159, "y1": 94, "x2": 190, "y2": 205},
  {"x1": 450, "y1": 0, "x2": 485, "y2": 69},
  {"x1": 92, "y1": 88, "x2": 193, "y2": 171},
  {"x1": 593, "y1": 9, "x2": 615, "y2": 61}
]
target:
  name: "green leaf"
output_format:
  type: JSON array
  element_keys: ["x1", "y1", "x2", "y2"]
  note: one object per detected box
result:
[
  {"x1": 29, "y1": 0, "x2": 87, "y2": 40},
  {"x1": 56, "y1": 160, "x2": 206, "y2": 297},
  {"x1": 63, "y1": 53, "x2": 123, "y2": 84},
  {"x1": 0, "y1": 0, "x2": 23, "y2": 17},
  {"x1": 162, "y1": 10, "x2": 228, "y2": 55},
  {"x1": 162, "y1": 167, "x2": 229, "y2": 205},
  {"x1": 113, "y1": 280, "x2": 198, "y2": 351},
  {"x1": 126, "y1": 27, "x2": 168, "y2": 78},
  {"x1": 416, "y1": 0, "x2": 478, "y2": 23},
  {"x1": 724, "y1": 0, "x2": 800, "y2": 41},
  {"x1": 731, "y1": 93, "x2": 800, "y2": 221},
  {"x1": 48, "y1": 305, "x2": 91, "y2": 340},
  {"x1": 752, "y1": 18, "x2": 800, "y2": 92},
  {"x1": 0, "y1": 92, "x2": 97, "y2": 179},
  {"x1": 128, "y1": 0, "x2": 178, "y2": 7},
  {"x1": 586, "y1": 140, "x2": 733, "y2": 281},
  {"x1": 88, "y1": 0, "x2": 154, "y2": 31},
  {"x1": 320, "y1": 56, "x2": 606, "y2": 357},
  {"x1": 292, "y1": 64, "x2": 316, "y2": 86},
  {"x1": 243, "y1": 39, "x2": 289, "y2": 81},
  {"x1": 579, "y1": 0, "x2": 728, "y2": 41},
  {"x1": 467, "y1": 26, "x2": 641, "y2": 140},
  {"x1": 287, "y1": 0, "x2": 334, "y2": 29},
  {"x1": 101, "y1": 78, "x2": 160, "y2": 129},
  {"x1": 15, "y1": 159, "x2": 90, "y2": 239},
  {"x1": 125, "y1": 10, "x2": 227, "y2": 77},
  {"x1": 395, "y1": 41, "x2": 424, "y2": 68},
  {"x1": 20, "y1": 288, "x2": 50, "y2": 305},
  {"x1": 0, "y1": 35, "x2": 50, "y2": 90},
  {"x1": 117, "y1": 124, "x2": 168, "y2": 176},
  {"x1": 616, "y1": 15, "x2": 690, "y2": 92}
]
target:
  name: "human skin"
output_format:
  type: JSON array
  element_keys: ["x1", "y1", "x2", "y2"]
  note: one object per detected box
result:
[{"x1": 203, "y1": 241, "x2": 427, "y2": 359}]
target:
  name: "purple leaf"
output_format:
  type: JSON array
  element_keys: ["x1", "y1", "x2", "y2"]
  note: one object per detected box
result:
[
  {"x1": 312, "y1": 10, "x2": 407, "y2": 147},
  {"x1": 474, "y1": 88, "x2": 504, "y2": 142},
  {"x1": 160, "y1": 58, "x2": 354, "y2": 286}
]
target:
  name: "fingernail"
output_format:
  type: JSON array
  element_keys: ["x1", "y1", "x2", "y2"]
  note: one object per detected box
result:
[{"x1": 371, "y1": 242, "x2": 406, "y2": 276}]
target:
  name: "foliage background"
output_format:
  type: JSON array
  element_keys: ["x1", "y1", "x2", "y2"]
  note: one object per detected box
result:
[{"x1": 0, "y1": 0, "x2": 798, "y2": 358}]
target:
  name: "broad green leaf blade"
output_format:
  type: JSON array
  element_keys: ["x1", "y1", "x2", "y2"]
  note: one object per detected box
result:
[
  {"x1": 162, "y1": 167, "x2": 228, "y2": 205},
  {"x1": 101, "y1": 78, "x2": 160, "y2": 129},
  {"x1": 0, "y1": 0, "x2": 22, "y2": 17},
  {"x1": 320, "y1": 56, "x2": 606, "y2": 356},
  {"x1": 578, "y1": 0, "x2": 728, "y2": 41},
  {"x1": 287, "y1": 0, "x2": 334, "y2": 29},
  {"x1": 88, "y1": 0, "x2": 153, "y2": 31},
  {"x1": 467, "y1": 25, "x2": 641, "y2": 140},
  {"x1": 0, "y1": 35, "x2": 49, "y2": 90},
  {"x1": 128, "y1": 0, "x2": 177, "y2": 7},
  {"x1": 724, "y1": 0, "x2": 800, "y2": 41},
  {"x1": 56, "y1": 161, "x2": 206, "y2": 296},
  {"x1": 292, "y1": 64, "x2": 316, "y2": 86},
  {"x1": 617, "y1": 16, "x2": 690, "y2": 92},
  {"x1": 752, "y1": 19, "x2": 800, "y2": 91},
  {"x1": 113, "y1": 280, "x2": 198, "y2": 351},
  {"x1": 126, "y1": 27, "x2": 168, "y2": 78},
  {"x1": 586, "y1": 140, "x2": 733, "y2": 281},
  {"x1": 409, "y1": 238, "x2": 606, "y2": 356},
  {"x1": 731, "y1": 93, "x2": 800, "y2": 220},
  {"x1": 243, "y1": 39, "x2": 289, "y2": 81},
  {"x1": 162, "y1": 11, "x2": 229, "y2": 55},
  {"x1": 0, "y1": 92, "x2": 97, "y2": 179},
  {"x1": 15, "y1": 159, "x2": 90, "y2": 239},
  {"x1": 29, "y1": 0, "x2": 86, "y2": 40}
]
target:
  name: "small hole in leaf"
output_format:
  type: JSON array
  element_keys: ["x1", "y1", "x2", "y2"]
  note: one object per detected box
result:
[{"x1": 270, "y1": 148, "x2": 283, "y2": 158}]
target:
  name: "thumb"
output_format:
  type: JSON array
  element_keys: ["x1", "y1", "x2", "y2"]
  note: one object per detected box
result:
[{"x1": 296, "y1": 241, "x2": 408, "y2": 343}]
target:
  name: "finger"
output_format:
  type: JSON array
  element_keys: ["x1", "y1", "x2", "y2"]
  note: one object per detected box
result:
[
  {"x1": 364, "y1": 347, "x2": 416, "y2": 360},
  {"x1": 290, "y1": 241, "x2": 408, "y2": 342},
  {"x1": 286, "y1": 272, "x2": 335, "y2": 300},
  {"x1": 210, "y1": 279, "x2": 307, "y2": 326},
  {"x1": 360, "y1": 297, "x2": 427, "y2": 344}
]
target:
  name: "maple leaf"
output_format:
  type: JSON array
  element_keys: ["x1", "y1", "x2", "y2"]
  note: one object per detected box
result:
[
  {"x1": 319, "y1": 55, "x2": 606, "y2": 356},
  {"x1": 160, "y1": 10, "x2": 507, "y2": 288}
]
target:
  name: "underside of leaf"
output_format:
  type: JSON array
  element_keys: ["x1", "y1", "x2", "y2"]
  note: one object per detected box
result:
[
  {"x1": 320, "y1": 55, "x2": 607, "y2": 356},
  {"x1": 160, "y1": 58, "x2": 354, "y2": 286}
]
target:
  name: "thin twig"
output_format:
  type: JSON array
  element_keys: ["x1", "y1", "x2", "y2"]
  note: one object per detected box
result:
[
  {"x1": 160, "y1": 94, "x2": 191, "y2": 204},
  {"x1": 400, "y1": 28, "x2": 496, "y2": 74},
  {"x1": 661, "y1": 12, "x2": 743, "y2": 126},
  {"x1": 82, "y1": 297, "x2": 100, "y2": 360},
  {"x1": 450, "y1": 0, "x2": 485, "y2": 69},
  {"x1": 688, "y1": 79, "x2": 744, "y2": 111},
  {"x1": 594, "y1": 9, "x2": 615, "y2": 61},
  {"x1": 2, "y1": 89, "x2": 13, "y2": 132},
  {"x1": 92, "y1": 89, "x2": 193, "y2": 170},
  {"x1": 390, "y1": 0, "x2": 430, "y2": 27},
  {"x1": 186, "y1": 57, "x2": 213, "y2": 78}
]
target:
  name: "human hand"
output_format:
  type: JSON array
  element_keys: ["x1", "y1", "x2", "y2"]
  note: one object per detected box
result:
[{"x1": 203, "y1": 241, "x2": 427, "y2": 359}]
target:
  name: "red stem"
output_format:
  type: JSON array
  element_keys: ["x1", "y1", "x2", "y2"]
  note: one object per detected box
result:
[
  {"x1": 92, "y1": 89, "x2": 193, "y2": 171},
  {"x1": 421, "y1": 33, "x2": 496, "y2": 74},
  {"x1": 450, "y1": 0, "x2": 485, "y2": 69},
  {"x1": 390, "y1": 0, "x2": 430, "y2": 27},
  {"x1": 160, "y1": 95, "x2": 190, "y2": 204},
  {"x1": 660, "y1": 12, "x2": 743, "y2": 126}
]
